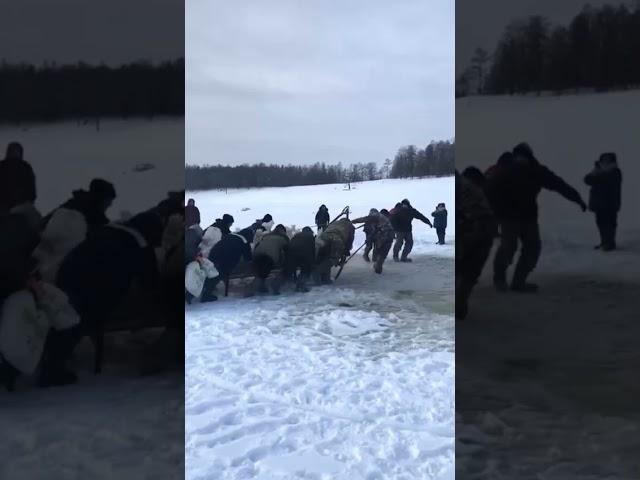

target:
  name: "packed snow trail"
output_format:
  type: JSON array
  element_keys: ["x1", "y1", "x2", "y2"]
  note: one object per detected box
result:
[{"x1": 186, "y1": 254, "x2": 455, "y2": 479}]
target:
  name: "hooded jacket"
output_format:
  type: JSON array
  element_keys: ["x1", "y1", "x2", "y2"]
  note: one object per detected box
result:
[
  {"x1": 431, "y1": 206, "x2": 448, "y2": 229},
  {"x1": 585, "y1": 162, "x2": 622, "y2": 213}
]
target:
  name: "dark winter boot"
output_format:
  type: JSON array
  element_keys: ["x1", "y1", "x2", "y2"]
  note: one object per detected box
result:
[
  {"x1": 185, "y1": 290, "x2": 195, "y2": 305},
  {"x1": 363, "y1": 252, "x2": 371, "y2": 263},
  {"x1": 38, "y1": 368, "x2": 78, "y2": 388},
  {"x1": 393, "y1": 255, "x2": 400, "y2": 262},
  {"x1": 201, "y1": 290, "x2": 218, "y2": 303},
  {"x1": 511, "y1": 282, "x2": 539, "y2": 293},
  {"x1": 0, "y1": 358, "x2": 19, "y2": 392},
  {"x1": 400, "y1": 256, "x2": 412, "y2": 263}
]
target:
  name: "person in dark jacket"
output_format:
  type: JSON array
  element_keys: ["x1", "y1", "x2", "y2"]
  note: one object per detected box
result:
[
  {"x1": 201, "y1": 228, "x2": 254, "y2": 302},
  {"x1": 0, "y1": 142, "x2": 37, "y2": 214},
  {"x1": 42, "y1": 179, "x2": 116, "y2": 233},
  {"x1": 184, "y1": 198, "x2": 201, "y2": 229},
  {"x1": 431, "y1": 203, "x2": 448, "y2": 245},
  {"x1": 352, "y1": 209, "x2": 395, "y2": 274},
  {"x1": 456, "y1": 172, "x2": 497, "y2": 320},
  {"x1": 487, "y1": 143, "x2": 587, "y2": 292},
  {"x1": 185, "y1": 224, "x2": 204, "y2": 266},
  {"x1": 276, "y1": 227, "x2": 316, "y2": 293},
  {"x1": 199, "y1": 214, "x2": 234, "y2": 257},
  {"x1": 315, "y1": 205, "x2": 330, "y2": 232},
  {"x1": 0, "y1": 212, "x2": 40, "y2": 301},
  {"x1": 390, "y1": 199, "x2": 433, "y2": 262},
  {"x1": 584, "y1": 153, "x2": 622, "y2": 251},
  {"x1": 252, "y1": 224, "x2": 289, "y2": 294},
  {"x1": 462, "y1": 166, "x2": 487, "y2": 191},
  {"x1": 51, "y1": 211, "x2": 163, "y2": 384}
]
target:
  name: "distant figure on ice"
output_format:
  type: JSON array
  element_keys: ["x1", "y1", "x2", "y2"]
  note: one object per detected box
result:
[
  {"x1": 251, "y1": 224, "x2": 289, "y2": 294},
  {"x1": 431, "y1": 203, "x2": 448, "y2": 245},
  {"x1": 199, "y1": 214, "x2": 234, "y2": 257},
  {"x1": 456, "y1": 172, "x2": 497, "y2": 320},
  {"x1": 315, "y1": 205, "x2": 330, "y2": 232},
  {"x1": 352, "y1": 208, "x2": 395, "y2": 274},
  {"x1": 184, "y1": 198, "x2": 200, "y2": 229},
  {"x1": 389, "y1": 199, "x2": 433, "y2": 262},
  {"x1": 486, "y1": 143, "x2": 587, "y2": 293},
  {"x1": 584, "y1": 153, "x2": 622, "y2": 251},
  {"x1": 0, "y1": 142, "x2": 40, "y2": 231}
]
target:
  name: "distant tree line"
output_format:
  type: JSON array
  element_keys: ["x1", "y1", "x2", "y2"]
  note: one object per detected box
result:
[
  {"x1": 458, "y1": 4, "x2": 640, "y2": 96},
  {"x1": 389, "y1": 141, "x2": 454, "y2": 179},
  {"x1": 0, "y1": 59, "x2": 184, "y2": 123},
  {"x1": 186, "y1": 140, "x2": 454, "y2": 190}
]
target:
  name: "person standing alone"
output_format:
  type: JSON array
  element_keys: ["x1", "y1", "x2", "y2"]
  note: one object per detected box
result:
[
  {"x1": 431, "y1": 203, "x2": 448, "y2": 245},
  {"x1": 584, "y1": 153, "x2": 622, "y2": 251}
]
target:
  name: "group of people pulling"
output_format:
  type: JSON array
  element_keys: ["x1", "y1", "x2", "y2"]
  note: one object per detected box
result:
[
  {"x1": 1, "y1": 141, "x2": 185, "y2": 391},
  {"x1": 185, "y1": 198, "x2": 447, "y2": 303},
  {"x1": 456, "y1": 142, "x2": 622, "y2": 320}
]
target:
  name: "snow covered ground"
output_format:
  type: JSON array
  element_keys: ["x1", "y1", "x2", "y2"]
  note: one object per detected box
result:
[
  {"x1": 0, "y1": 118, "x2": 184, "y2": 218},
  {"x1": 1, "y1": 119, "x2": 184, "y2": 479},
  {"x1": 186, "y1": 178, "x2": 455, "y2": 479},
  {"x1": 456, "y1": 91, "x2": 640, "y2": 477},
  {"x1": 190, "y1": 177, "x2": 455, "y2": 258}
]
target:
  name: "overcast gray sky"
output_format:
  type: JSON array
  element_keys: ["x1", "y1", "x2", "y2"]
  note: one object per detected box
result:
[
  {"x1": 457, "y1": 0, "x2": 631, "y2": 74},
  {"x1": 0, "y1": 0, "x2": 183, "y2": 65},
  {"x1": 186, "y1": 0, "x2": 454, "y2": 167}
]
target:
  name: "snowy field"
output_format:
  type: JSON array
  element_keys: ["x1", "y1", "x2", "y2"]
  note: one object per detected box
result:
[
  {"x1": 190, "y1": 177, "x2": 455, "y2": 258},
  {"x1": 456, "y1": 91, "x2": 640, "y2": 477},
  {"x1": 0, "y1": 118, "x2": 184, "y2": 218},
  {"x1": 0, "y1": 120, "x2": 184, "y2": 480},
  {"x1": 186, "y1": 178, "x2": 455, "y2": 479}
]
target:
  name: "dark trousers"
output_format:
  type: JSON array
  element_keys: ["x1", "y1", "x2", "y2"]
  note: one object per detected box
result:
[
  {"x1": 595, "y1": 211, "x2": 618, "y2": 248},
  {"x1": 393, "y1": 231, "x2": 413, "y2": 259},
  {"x1": 373, "y1": 238, "x2": 393, "y2": 272},
  {"x1": 436, "y1": 227, "x2": 446, "y2": 245},
  {"x1": 280, "y1": 253, "x2": 312, "y2": 290},
  {"x1": 493, "y1": 220, "x2": 541, "y2": 285},
  {"x1": 456, "y1": 231, "x2": 494, "y2": 319},
  {"x1": 252, "y1": 254, "x2": 275, "y2": 280}
]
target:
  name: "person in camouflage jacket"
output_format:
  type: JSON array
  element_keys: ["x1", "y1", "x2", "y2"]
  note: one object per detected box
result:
[
  {"x1": 314, "y1": 218, "x2": 355, "y2": 284},
  {"x1": 456, "y1": 171, "x2": 497, "y2": 320},
  {"x1": 352, "y1": 209, "x2": 395, "y2": 274}
]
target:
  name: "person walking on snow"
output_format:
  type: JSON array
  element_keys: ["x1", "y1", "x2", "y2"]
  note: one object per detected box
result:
[
  {"x1": 390, "y1": 199, "x2": 433, "y2": 262},
  {"x1": 584, "y1": 153, "x2": 622, "y2": 252},
  {"x1": 431, "y1": 203, "x2": 448, "y2": 245},
  {"x1": 352, "y1": 209, "x2": 395, "y2": 274},
  {"x1": 486, "y1": 142, "x2": 587, "y2": 293}
]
